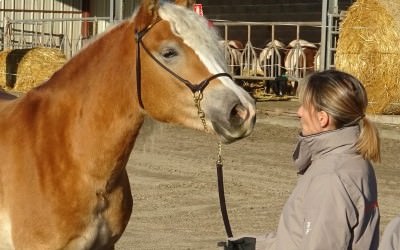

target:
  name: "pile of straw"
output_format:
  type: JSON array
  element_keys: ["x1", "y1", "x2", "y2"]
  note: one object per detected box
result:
[
  {"x1": 0, "y1": 47, "x2": 66, "y2": 93},
  {"x1": 335, "y1": 0, "x2": 400, "y2": 114}
]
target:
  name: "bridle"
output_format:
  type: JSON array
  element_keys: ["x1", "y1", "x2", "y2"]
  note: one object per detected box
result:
[
  {"x1": 134, "y1": 19, "x2": 232, "y2": 114},
  {"x1": 135, "y1": 19, "x2": 234, "y2": 239}
]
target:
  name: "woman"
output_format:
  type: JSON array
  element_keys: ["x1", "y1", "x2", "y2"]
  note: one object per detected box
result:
[{"x1": 257, "y1": 70, "x2": 381, "y2": 250}]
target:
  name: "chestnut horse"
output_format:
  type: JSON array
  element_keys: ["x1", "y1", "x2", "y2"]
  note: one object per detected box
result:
[{"x1": 0, "y1": 0, "x2": 256, "y2": 249}]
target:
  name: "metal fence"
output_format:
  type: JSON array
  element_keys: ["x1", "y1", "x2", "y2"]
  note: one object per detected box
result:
[
  {"x1": 213, "y1": 21, "x2": 322, "y2": 82},
  {"x1": 2, "y1": 16, "x2": 112, "y2": 58}
]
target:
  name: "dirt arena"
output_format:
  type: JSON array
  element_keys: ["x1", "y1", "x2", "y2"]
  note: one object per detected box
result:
[{"x1": 117, "y1": 100, "x2": 400, "y2": 250}]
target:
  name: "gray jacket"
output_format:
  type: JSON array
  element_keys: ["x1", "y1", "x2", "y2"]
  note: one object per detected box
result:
[
  {"x1": 258, "y1": 126, "x2": 379, "y2": 250},
  {"x1": 379, "y1": 215, "x2": 400, "y2": 250}
]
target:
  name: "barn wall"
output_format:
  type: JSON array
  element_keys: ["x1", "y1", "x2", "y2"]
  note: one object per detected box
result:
[
  {"x1": 122, "y1": 0, "x2": 140, "y2": 19},
  {"x1": 88, "y1": 0, "x2": 139, "y2": 20},
  {"x1": 198, "y1": 0, "x2": 354, "y2": 22},
  {"x1": 90, "y1": 0, "x2": 109, "y2": 18},
  {"x1": 0, "y1": 0, "x2": 83, "y2": 21},
  {"x1": 198, "y1": 0, "x2": 354, "y2": 48}
]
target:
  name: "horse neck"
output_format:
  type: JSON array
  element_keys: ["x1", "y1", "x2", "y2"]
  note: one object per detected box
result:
[{"x1": 36, "y1": 20, "x2": 144, "y2": 179}]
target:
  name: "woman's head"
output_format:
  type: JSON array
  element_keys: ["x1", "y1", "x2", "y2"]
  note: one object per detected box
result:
[
  {"x1": 300, "y1": 70, "x2": 367, "y2": 128},
  {"x1": 298, "y1": 70, "x2": 380, "y2": 162}
]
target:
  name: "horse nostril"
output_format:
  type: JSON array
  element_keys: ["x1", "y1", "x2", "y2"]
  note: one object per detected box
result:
[{"x1": 229, "y1": 103, "x2": 248, "y2": 126}]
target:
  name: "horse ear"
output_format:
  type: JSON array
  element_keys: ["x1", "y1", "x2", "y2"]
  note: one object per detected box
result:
[
  {"x1": 134, "y1": 0, "x2": 160, "y2": 30},
  {"x1": 174, "y1": 0, "x2": 196, "y2": 8}
]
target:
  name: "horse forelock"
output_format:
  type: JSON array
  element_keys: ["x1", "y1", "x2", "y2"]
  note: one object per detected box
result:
[
  {"x1": 158, "y1": 3, "x2": 227, "y2": 75},
  {"x1": 158, "y1": 3, "x2": 253, "y2": 110}
]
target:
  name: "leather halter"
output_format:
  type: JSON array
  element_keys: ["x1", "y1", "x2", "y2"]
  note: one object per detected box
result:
[{"x1": 134, "y1": 20, "x2": 233, "y2": 109}]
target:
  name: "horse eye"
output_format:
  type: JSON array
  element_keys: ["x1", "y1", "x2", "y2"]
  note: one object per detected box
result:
[{"x1": 161, "y1": 48, "x2": 178, "y2": 59}]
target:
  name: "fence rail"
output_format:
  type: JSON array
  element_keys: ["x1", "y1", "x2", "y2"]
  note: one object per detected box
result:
[{"x1": 2, "y1": 17, "x2": 112, "y2": 58}]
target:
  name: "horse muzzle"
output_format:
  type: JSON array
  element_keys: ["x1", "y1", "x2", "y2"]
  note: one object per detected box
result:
[{"x1": 205, "y1": 87, "x2": 256, "y2": 144}]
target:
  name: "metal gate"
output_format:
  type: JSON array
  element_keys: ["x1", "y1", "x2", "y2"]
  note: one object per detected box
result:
[
  {"x1": 213, "y1": 21, "x2": 321, "y2": 83},
  {"x1": 3, "y1": 17, "x2": 111, "y2": 58}
]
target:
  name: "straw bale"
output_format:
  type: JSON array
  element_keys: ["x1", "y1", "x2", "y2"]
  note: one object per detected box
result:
[
  {"x1": 335, "y1": 0, "x2": 400, "y2": 114},
  {"x1": 0, "y1": 47, "x2": 66, "y2": 93}
]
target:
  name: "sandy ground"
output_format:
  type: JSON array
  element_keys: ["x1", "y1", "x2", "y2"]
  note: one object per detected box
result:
[{"x1": 116, "y1": 100, "x2": 400, "y2": 250}]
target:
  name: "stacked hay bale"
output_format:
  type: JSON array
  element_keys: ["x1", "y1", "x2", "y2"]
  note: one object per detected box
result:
[
  {"x1": 0, "y1": 47, "x2": 66, "y2": 93},
  {"x1": 335, "y1": 0, "x2": 400, "y2": 114}
]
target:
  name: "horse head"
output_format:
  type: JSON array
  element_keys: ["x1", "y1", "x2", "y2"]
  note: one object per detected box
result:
[{"x1": 133, "y1": 0, "x2": 256, "y2": 143}]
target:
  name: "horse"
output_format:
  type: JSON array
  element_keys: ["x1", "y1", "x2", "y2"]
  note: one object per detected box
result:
[
  {"x1": 259, "y1": 40, "x2": 286, "y2": 78},
  {"x1": 219, "y1": 39, "x2": 243, "y2": 76},
  {"x1": 284, "y1": 39, "x2": 318, "y2": 79},
  {"x1": 258, "y1": 40, "x2": 286, "y2": 94},
  {"x1": 0, "y1": 0, "x2": 256, "y2": 249}
]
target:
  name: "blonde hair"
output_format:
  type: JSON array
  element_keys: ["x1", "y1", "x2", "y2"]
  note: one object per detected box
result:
[{"x1": 300, "y1": 70, "x2": 381, "y2": 162}]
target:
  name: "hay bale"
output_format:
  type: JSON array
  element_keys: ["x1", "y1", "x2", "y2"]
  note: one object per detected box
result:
[
  {"x1": 0, "y1": 47, "x2": 66, "y2": 93},
  {"x1": 335, "y1": 0, "x2": 400, "y2": 114}
]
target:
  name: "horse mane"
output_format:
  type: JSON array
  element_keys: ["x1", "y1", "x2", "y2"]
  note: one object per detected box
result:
[{"x1": 158, "y1": 2, "x2": 227, "y2": 74}]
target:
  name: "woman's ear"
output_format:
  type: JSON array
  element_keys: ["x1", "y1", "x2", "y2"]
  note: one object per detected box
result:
[{"x1": 318, "y1": 110, "x2": 332, "y2": 129}]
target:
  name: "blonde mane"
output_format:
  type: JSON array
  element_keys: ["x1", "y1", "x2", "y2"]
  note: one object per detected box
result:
[{"x1": 159, "y1": 3, "x2": 228, "y2": 74}]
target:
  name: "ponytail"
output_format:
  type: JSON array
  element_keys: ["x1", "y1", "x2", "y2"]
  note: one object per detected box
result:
[
  {"x1": 356, "y1": 117, "x2": 381, "y2": 162},
  {"x1": 304, "y1": 70, "x2": 381, "y2": 163}
]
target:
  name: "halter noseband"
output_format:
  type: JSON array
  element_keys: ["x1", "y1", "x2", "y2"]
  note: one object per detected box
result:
[{"x1": 134, "y1": 20, "x2": 233, "y2": 109}]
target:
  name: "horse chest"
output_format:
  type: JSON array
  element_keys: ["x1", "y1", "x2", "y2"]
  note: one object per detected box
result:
[
  {"x1": 64, "y1": 191, "x2": 115, "y2": 249},
  {"x1": 65, "y1": 214, "x2": 112, "y2": 250}
]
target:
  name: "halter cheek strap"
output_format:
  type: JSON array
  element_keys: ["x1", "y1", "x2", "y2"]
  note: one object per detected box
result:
[
  {"x1": 135, "y1": 23, "x2": 156, "y2": 109},
  {"x1": 135, "y1": 21, "x2": 233, "y2": 109}
]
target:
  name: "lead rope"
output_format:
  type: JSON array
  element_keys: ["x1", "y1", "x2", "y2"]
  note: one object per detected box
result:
[
  {"x1": 216, "y1": 141, "x2": 233, "y2": 238},
  {"x1": 193, "y1": 91, "x2": 233, "y2": 238}
]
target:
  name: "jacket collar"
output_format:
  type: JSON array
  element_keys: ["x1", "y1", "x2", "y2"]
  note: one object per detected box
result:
[{"x1": 293, "y1": 125, "x2": 360, "y2": 174}]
